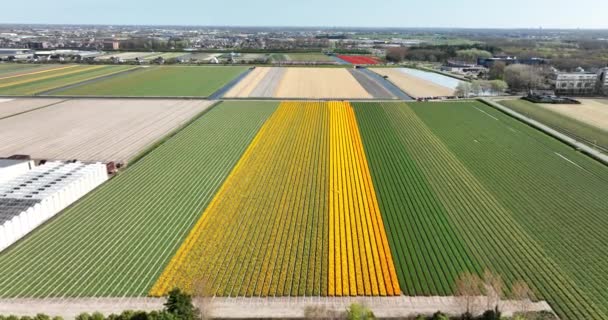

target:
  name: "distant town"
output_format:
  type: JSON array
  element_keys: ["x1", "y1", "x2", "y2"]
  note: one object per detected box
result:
[{"x1": 1, "y1": 24, "x2": 608, "y2": 97}]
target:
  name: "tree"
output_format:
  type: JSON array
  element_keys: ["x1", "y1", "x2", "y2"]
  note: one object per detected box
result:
[
  {"x1": 164, "y1": 288, "x2": 200, "y2": 320},
  {"x1": 511, "y1": 280, "x2": 533, "y2": 318},
  {"x1": 346, "y1": 303, "x2": 375, "y2": 320},
  {"x1": 504, "y1": 64, "x2": 545, "y2": 92},
  {"x1": 483, "y1": 269, "x2": 504, "y2": 312},
  {"x1": 489, "y1": 80, "x2": 509, "y2": 94},
  {"x1": 455, "y1": 82, "x2": 473, "y2": 97},
  {"x1": 386, "y1": 47, "x2": 408, "y2": 63},
  {"x1": 456, "y1": 49, "x2": 492, "y2": 63},
  {"x1": 454, "y1": 272, "x2": 483, "y2": 317},
  {"x1": 489, "y1": 61, "x2": 507, "y2": 80}
]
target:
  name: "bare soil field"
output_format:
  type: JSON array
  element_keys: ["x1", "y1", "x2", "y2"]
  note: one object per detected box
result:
[
  {"x1": 0, "y1": 98, "x2": 64, "y2": 119},
  {"x1": 224, "y1": 67, "x2": 272, "y2": 97},
  {"x1": 275, "y1": 68, "x2": 371, "y2": 99},
  {"x1": 540, "y1": 99, "x2": 608, "y2": 130},
  {"x1": 0, "y1": 99, "x2": 213, "y2": 163},
  {"x1": 371, "y1": 68, "x2": 455, "y2": 98},
  {"x1": 227, "y1": 67, "x2": 372, "y2": 99}
]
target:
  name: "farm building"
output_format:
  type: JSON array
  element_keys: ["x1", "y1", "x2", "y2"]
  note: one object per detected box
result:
[
  {"x1": 0, "y1": 161, "x2": 107, "y2": 252},
  {"x1": 0, "y1": 159, "x2": 35, "y2": 184}
]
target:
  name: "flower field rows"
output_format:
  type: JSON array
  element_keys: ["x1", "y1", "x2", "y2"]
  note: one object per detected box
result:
[
  {"x1": 0, "y1": 101, "x2": 278, "y2": 297},
  {"x1": 353, "y1": 101, "x2": 608, "y2": 320},
  {"x1": 151, "y1": 101, "x2": 400, "y2": 297},
  {"x1": 337, "y1": 55, "x2": 381, "y2": 65},
  {"x1": 0, "y1": 65, "x2": 137, "y2": 95},
  {"x1": 1, "y1": 99, "x2": 608, "y2": 320}
]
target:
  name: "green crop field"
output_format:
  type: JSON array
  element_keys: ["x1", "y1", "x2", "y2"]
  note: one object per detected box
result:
[
  {"x1": 0, "y1": 65, "x2": 136, "y2": 95},
  {"x1": 0, "y1": 64, "x2": 44, "y2": 75},
  {"x1": 354, "y1": 101, "x2": 608, "y2": 320},
  {"x1": 499, "y1": 99, "x2": 608, "y2": 151},
  {"x1": 0, "y1": 101, "x2": 278, "y2": 298},
  {"x1": 52, "y1": 66, "x2": 247, "y2": 97},
  {"x1": 270, "y1": 53, "x2": 334, "y2": 62}
]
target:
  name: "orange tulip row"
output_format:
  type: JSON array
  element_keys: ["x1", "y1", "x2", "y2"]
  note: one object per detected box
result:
[
  {"x1": 150, "y1": 101, "x2": 400, "y2": 298},
  {"x1": 327, "y1": 102, "x2": 401, "y2": 297}
]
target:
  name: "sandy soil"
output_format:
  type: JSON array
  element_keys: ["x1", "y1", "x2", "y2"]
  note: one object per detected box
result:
[
  {"x1": 0, "y1": 99, "x2": 213, "y2": 163},
  {"x1": 0, "y1": 98, "x2": 64, "y2": 119},
  {"x1": 0, "y1": 296, "x2": 552, "y2": 319},
  {"x1": 371, "y1": 68, "x2": 455, "y2": 98},
  {"x1": 250, "y1": 67, "x2": 284, "y2": 97},
  {"x1": 540, "y1": 99, "x2": 608, "y2": 131},
  {"x1": 224, "y1": 67, "x2": 271, "y2": 97},
  {"x1": 275, "y1": 68, "x2": 372, "y2": 99}
]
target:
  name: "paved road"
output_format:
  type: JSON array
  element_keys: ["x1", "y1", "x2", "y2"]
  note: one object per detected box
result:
[{"x1": 0, "y1": 296, "x2": 552, "y2": 319}]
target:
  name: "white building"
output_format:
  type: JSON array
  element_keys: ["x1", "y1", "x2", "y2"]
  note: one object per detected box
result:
[
  {"x1": 551, "y1": 68, "x2": 598, "y2": 95},
  {"x1": 598, "y1": 67, "x2": 608, "y2": 95},
  {"x1": 0, "y1": 161, "x2": 107, "y2": 252},
  {"x1": 0, "y1": 159, "x2": 35, "y2": 184}
]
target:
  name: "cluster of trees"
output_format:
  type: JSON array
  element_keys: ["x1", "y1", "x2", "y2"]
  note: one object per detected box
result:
[
  {"x1": 118, "y1": 38, "x2": 190, "y2": 51},
  {"x1": 386, "y1": 44, "x2": 499, "y2": 63},
  {"x1": 455, "y1": 80, "x2": 509, "y2": 97}
]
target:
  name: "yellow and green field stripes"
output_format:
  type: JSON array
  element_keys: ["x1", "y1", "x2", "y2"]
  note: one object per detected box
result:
[{"x1": 151, "y1": 101, "x2": 401, "y2": 297}]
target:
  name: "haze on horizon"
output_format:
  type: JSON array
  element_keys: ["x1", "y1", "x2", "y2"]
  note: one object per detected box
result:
[{"x1": 1, "y1": 0, "x2": 607, "y2": 29}]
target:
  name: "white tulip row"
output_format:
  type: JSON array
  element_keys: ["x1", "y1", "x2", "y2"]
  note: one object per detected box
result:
[{"x1": 0, "y1": 161, "x2": 108, "y2": 252}]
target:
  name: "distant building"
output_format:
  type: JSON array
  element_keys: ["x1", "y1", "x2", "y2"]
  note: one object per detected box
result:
[
  {"x1": 440, "y1": 60, "x2": 487, "y2": 77},
  {"x1": 597, "y1": 67, "x2": 608, "y2": 95},
  {"x1": 103, "y1": 40, "x2": 120, "y2": 50},
  {"x1": 550, "y1": 68, "x2": 598, "y2": 95},
  {"x1": 478, "y1": 56, "x2": 548, "y2": 68},
  {"x1": 28, "y1": 41, "x2": 49, "y2": 49}
]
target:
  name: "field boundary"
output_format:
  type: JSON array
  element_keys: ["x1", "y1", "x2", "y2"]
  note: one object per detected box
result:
[
  {"x1": 0, "y1": 297, "x2": 553, "y2": 319},
  {"x1": 208, "y1": 68, "x2": 254, "y2": 99},
  {"x1": 480, "y1": 98, "x2": 608, "y2": 166},
  {"x1": 38, "y1": 67, "x2": 144, "y2": 96},
  {"x1": 0, "y1": 99, "x2": 68, "y2": 121},
  {"x1": 126, "y1": 100, "x2": 223, "y2": 166},
  {"x1": 356, "y1": 68, "x2": 413, "y2": 100}
]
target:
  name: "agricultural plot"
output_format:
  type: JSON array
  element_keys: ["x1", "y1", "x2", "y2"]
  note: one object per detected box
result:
[
  {"x1": 0, "y1": 99, "x2": 214, "y2": 163},
  {"x1": 0, "y1": 65, "x2": 137, "y2": 95},
  {"x1": 354, "y1": 101, "x2": 608, "y2": 320},
  {"x1": 0, "y1": 64, "x2": 56, "y2": 76},
  {"x1": 337, "y1": 55, "x2": 381, "y2": 65},
  {"x1": 52, "y1": 66, "x2": 247, "y2": 97},
  {"x1": 151, "y1": 101, "x2": 399, "y2": 297},
  {"x1": 187, "y1": 53, "x2": 222, "y2": 62},
  {"x1": 275, "y1": 68, "x2": 372, "y2": 99},
  {"x1": 270, "y1": 53, "x2": 334, "y2": 63},
  {"x1": 226, "y1": 67, "x2": 373, "y2": 99},
  {"x1": 500, "y1": 99, "x2": 608, "y2": 151},
  {"x1": 0, "y1": 98, "x2": 64, "y2": 119},
  {"x1": 144, "y1": 52, "x2": 191, "y2": 61},
  {"x1": 95, "y1": 52, "x2": 159, "y2": 61},
  {"x1": 0, "y1": 101, "x2": 278, "y2": 298},
  {"x1": 371, "y1": 68, "x2": 457, "y2": 98}
]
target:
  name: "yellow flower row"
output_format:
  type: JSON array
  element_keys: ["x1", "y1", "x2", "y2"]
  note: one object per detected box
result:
[
  {"x1": 0, "y1": 65, "x2": 103, "y2": 89},
  {"x1": 150, "y1": 101, "x2": 400, "y2": 298},
  {"x1": 327, "y1": 101, "x2": 401, "y2": 297}
]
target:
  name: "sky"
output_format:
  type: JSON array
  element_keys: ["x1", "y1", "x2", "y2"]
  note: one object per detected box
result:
[{"x1": 1, "y1": 0, "x2": 607, "y2": 29}]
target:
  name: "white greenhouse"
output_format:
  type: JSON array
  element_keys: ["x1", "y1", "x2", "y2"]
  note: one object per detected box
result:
[
  {"x1": 0, "y1": 161, "x2": 108, "y2": 252},
  {"x1": 0, "y1": 159, "x2": 35, "y2": 184}
]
